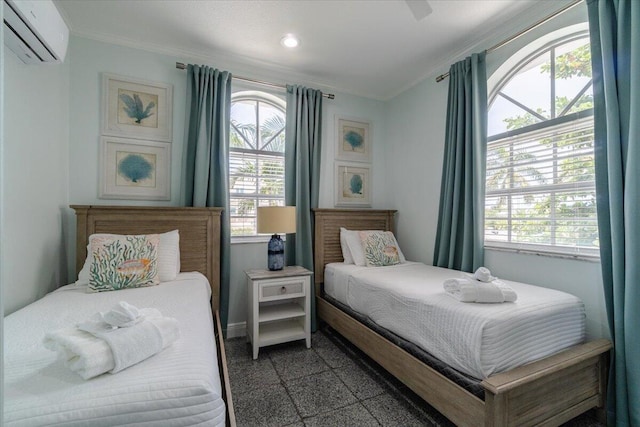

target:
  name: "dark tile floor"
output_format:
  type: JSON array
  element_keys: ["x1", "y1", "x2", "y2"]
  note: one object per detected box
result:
[{"x1": 225, "y1": 326, "x2": 603, "y2": 427}]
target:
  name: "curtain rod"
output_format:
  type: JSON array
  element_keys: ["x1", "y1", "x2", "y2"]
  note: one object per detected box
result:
[
  {"x1": 435, "y1": 0, "x2": 584, "y2": 83},
  {"x1": 175, "y1": 62, "x2": 335, "y2": 100}
]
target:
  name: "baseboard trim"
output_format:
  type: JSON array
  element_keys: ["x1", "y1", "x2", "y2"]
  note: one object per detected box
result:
[{"x1": 225, "y1": 321, "x2": 246, "y2": 338}]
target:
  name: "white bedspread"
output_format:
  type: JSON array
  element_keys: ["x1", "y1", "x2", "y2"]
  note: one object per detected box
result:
[
  {"x1": 325, "y1": 262, "x2": 586, "y2": 379},
  {"x1": 4, "y1": 272, "x2": 225, "y2": 427}
]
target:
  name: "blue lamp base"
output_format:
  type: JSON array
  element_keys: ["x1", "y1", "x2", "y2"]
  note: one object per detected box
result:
[{"x1": 267, "y1": 234, "x2": 285, "y2": 271}]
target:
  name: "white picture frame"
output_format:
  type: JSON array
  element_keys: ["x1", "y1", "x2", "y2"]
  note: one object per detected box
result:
[
  {"x1": 102, "y1": 73, "x2": 173, "y2": 142},
  {"x1": 335, "y1": 115, "x2": 372, "y2": 162},
  {"x1": 99, "y1": 136, "x2": 170, "y2": 201},
  {"x1": 335, "y1": 161, "x2": 371, "y2": 207}
]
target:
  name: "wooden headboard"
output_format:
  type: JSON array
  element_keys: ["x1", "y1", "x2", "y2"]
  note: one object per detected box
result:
[
  {"x1": 313, "y1": 209, "x2": 397, "y2": 287},
  {"x1": 71, "y1": 205, "x2": 223, "y2": 310}
]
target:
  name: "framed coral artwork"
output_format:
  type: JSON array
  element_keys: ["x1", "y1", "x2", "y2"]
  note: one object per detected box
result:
[
  {"x1": 99, "y1": 136, "x2": 170, "y2": 201},
  {"x1": 335, "y1": 161, "x2": 371, "y2": 207},
  {"x1": 335, "y1": 115, "x2": 371, "y2": 162},
  {"x1": 102, "y1": 73, "x2": 173, "y2": 142}
]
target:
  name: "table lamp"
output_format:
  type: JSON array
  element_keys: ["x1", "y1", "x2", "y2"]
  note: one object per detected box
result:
[{"x1": 257, "y1": 206, "x2": 296, "y2": 271}]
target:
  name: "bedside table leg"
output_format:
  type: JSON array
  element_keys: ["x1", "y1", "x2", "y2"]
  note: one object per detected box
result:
[
  {"x1": 253, "y1": 344, "x2": 259, "y2": 360},
  {"x1": 306, "y1": 336, "x2": 311, "y2": 349}
]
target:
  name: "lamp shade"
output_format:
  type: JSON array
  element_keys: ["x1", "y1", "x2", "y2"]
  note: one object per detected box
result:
[{"x1": 257, "y1": 206, "x2": 297, "y2": 234}]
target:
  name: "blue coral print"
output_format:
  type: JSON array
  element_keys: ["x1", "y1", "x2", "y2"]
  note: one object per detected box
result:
[
  {"x1": 349, "y1": 174, "x2": 363, "y2": 195},
  {"x1": 344, "y1": 130, "x2": 363, "y2": 150},
  {"x1": 118, "y1": 154, "x2": 153, "y2": 183},
  {"x1": 119, "y1": 93, "x2": 156, "y2": 124}
]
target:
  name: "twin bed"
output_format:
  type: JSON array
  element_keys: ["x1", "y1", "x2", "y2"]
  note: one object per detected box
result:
[
  {"x1": 4, "y1": 206, "x2": 235, "y2": 426},
  {"x1": 314, "y1": 208, "x2": 611, "y2": 427}
]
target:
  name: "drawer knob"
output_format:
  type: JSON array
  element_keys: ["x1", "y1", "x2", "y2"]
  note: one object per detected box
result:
[{"x1": 280, "y1": 286, "x2": 287, "y2": 294}]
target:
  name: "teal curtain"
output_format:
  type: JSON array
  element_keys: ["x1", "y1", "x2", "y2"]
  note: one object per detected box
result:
[
  {"x1": 182, "y1": 64, "x2": 232, "y2": 333},
  {"x1": 588, "y1": 1, "x2": 640, "y2": 425},
  {"x1": 433, "y1": 52, "x2": 487, "y2": 272},
  {"x1": 284, "y1": 85, "x2": 323, "y2": 331}
]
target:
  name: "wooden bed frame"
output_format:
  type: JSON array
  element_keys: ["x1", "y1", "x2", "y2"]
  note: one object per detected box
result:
[
  {"x1": 313, "y1": 208, "x2": 611, "y2": 427},
  {"x1": 72, "y1": 205, "x2": 236, "y2": 427}
]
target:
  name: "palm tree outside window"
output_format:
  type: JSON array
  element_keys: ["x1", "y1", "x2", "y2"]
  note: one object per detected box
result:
[
  {"x1": 229, "y1": 92, "x2": 286, "y2": 238},
  {"x1": 485, "y1": 33, "x2": 598, "y2": 258}
]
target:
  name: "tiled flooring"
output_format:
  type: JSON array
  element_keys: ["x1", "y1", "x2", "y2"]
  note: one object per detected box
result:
[{"x1": 225, "y1": 326, "x2": 603, "y2": 427}]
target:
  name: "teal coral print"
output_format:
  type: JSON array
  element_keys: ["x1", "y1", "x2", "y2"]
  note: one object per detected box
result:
[
  {"x1": 89, "y1": 234, "x2": 160, "y2": 292},
  {"x1": 360, "y1": 231, "x2": 401, "y2": 267},
  {"x1": 118, "y1": 154, "x2": 153, "y2": 183},
  {"x1": 118, "y1": 89, "x2": 159, "y2": 128},
  {"x1": 116, "y1": 151, "x2": 156, "y2": 188},
  {"x1": 342, "y1": 125, "x2": 365, "y2": 153},
  {"x1": 344, "y1": 129, "x2": 363, "y2": 150},
  {"x1": 350, "y1": 174, "x2": 363, "y2": 194},
  {"x1": 120, "y1": 93, "x2": 155, "y2": 124}
]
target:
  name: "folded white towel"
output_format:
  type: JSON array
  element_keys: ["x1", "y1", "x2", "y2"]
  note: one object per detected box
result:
[
  {"x1": 443, "y1": 277, "x2": 518, "y2": 303},
  {"x1": 44, "y1": 303, "x2": 179, "y2": 379},
  {"x1": 44, "y1": 328, "x2": 114, "y2": 380}
]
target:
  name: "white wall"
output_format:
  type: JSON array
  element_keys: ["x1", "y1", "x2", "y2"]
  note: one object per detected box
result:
[
  {"x1": 2, "y1": 51, "x2": 70, "y2": 315},
  {"x1": 66, "y1": 37, "x2": 388, "y2": 328},
  {"x1": 1, "y1": 2, "x2": 6, "y2": 416},
  {"x1": 384, "y1": 4, "x2": 609, "y2": 339}
]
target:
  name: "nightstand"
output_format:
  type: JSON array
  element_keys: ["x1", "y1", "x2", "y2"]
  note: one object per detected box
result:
[{"x1": 246, "y1": 266, "x2": 312, "y2": 359}]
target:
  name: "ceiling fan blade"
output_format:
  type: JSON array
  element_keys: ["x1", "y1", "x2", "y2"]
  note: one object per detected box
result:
[{"x1": 405, "y1": 0, "x2": 433, "y2": 21}]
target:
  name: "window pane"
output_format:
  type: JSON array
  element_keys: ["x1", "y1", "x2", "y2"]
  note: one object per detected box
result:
[
  {"x1": 554, "y1": 40, "x2": 593, "y2": 116},
  {"x1": 500, "y1": 51, "x2": 551, "y2": 123},
  {"x1": 231, "y1": 100, "x2": 257, "y2": 149},
  {"x1": 229, "y1": 94, "x2": 286, "y2": 236},
  {"x1": 230, "y1": 198, "x2": 256, "y2": 236},
  {"x1": 259, "y1": 103, "x2": 285, "y2": 153}
]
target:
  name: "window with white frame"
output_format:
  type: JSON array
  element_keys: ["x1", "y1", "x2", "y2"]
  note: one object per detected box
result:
[
  {"x1": 229, "y1": 92, "x2": 286, "y2": 237},
  {"x1": 485, "y1": 34, "x2": 598, "y2": 258}
]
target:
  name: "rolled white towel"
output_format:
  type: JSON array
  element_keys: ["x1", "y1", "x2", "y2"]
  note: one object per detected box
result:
[
  {"x1": 473, "y1": 267, "x2": 495, "y2": 282},
  {"x1": 45, "y1": 304, "x2": 179, "y2": 379},
  {"x1": 443, "y1": 277, "x2": 517, "y2": 303},
  {"x1": 103, "y1": 301, "x2": 143, "y2": 327}
]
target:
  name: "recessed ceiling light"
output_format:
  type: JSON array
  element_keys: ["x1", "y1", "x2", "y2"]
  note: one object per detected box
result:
[{"x1": 280, "y1": 34, "x2": 300, "y2": 48}]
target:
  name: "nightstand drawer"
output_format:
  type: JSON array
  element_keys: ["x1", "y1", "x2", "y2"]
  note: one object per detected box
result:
[{"x1": 259, "y1": 278, "x2": 305, "y2": 301}]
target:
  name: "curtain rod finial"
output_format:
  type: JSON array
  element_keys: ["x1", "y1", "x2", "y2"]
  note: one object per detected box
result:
[{"x1": 436, "y1": 73, "x2": 449, "y2": 83}]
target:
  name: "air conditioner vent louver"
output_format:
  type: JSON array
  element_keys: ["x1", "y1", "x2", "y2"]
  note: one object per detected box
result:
[{"x1": 3, "y1": 0, "x2": 69, "y2": 64}]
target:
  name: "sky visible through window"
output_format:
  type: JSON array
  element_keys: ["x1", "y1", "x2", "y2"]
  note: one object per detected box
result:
[{"x1": 488, "y1": 38, "x2": 592, "y2": 136}]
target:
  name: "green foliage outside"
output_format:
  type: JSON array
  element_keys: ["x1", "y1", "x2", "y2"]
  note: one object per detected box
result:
[{"x1": 486, "y1": 41, "x2": 598, "y2": 249}]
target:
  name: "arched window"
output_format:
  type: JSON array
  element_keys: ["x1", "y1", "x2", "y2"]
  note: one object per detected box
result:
[
  {"x1": 485, "y1": 33, "x2": 598, "y2": 258},
  {"x1": 229, "y1": 91, "x2": 286, "y2": 237}
]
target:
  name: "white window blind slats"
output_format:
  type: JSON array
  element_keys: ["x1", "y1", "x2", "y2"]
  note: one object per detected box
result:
[
  {"x1": 229, "y1": 95, "x2": 286, "y2": 237},
  {"x1": 485, "y1": 115, "x2": 597, "y2": 256}
]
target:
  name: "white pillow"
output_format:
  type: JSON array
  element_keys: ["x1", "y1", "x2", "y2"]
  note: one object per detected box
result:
[
  {"x1": 344, "y1": 229, "x2": 367, "y2": 266},
  {"x1": 158, "y1": 229, "x2": 180, "y2": 281},
  {"x1": 342, "y1": 228, "x2": 406, "y2": 266},
  {"x1": 339, "y1": 227, "x2": 354, "y2": 264},
  {"x1": 76, "y1": 230, "x2": 180, "y2": 285}
]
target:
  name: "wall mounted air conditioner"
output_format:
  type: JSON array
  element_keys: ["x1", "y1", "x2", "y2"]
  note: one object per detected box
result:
[{"x1": 3, "y1": 0, "x2": 69, "y2": 64}]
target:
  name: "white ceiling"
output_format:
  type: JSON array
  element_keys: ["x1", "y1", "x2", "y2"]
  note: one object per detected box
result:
[{"x1": 55, "y1": 0, "x2": 572, "y2": 100}]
